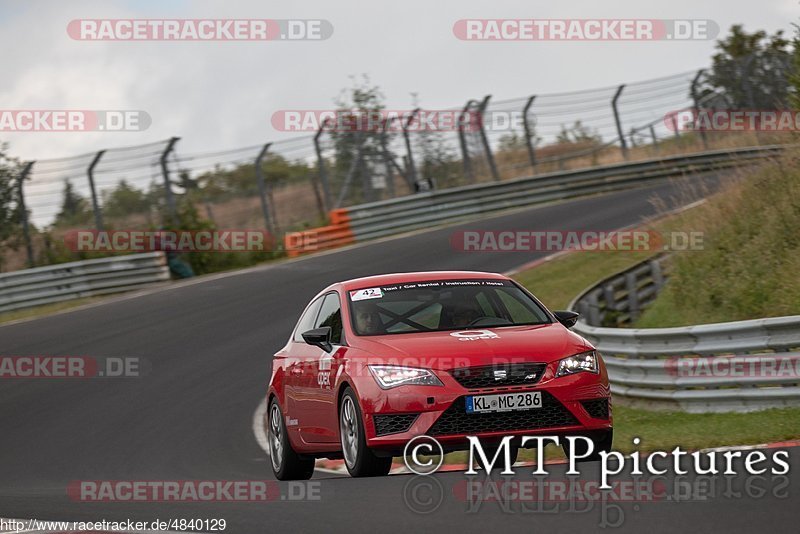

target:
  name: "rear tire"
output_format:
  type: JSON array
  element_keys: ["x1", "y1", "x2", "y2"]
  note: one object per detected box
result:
[
  {"x1": 268, "y1": 398, "x2": 315, "y2": 481},
  {"x1": 339, "y1": 387, "x2": 392, "y2": 477},
  {"x1": 561, "y1": 429, "x2": 613, "y2": 462}
]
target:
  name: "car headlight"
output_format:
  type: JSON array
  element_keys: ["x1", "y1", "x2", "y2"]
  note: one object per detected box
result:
[
  {"x1": 368, "y1": 365, "x2": 444, "y2": 389},
  {"x1": 556, "y1": 350, "x2": 599, "y2": 377}
]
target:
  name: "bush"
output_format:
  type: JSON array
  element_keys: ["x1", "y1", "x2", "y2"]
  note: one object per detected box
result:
[{"x1": 637, "y1": 149, "x2": 800, "y2": 326}]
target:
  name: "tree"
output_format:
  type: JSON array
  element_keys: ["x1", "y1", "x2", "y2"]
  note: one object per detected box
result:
[
  {"x1": 54, "y1": 179, "x2": 92, "y2": 227},
  {"x1": 700, "y1": 25, "x2": 792, "y2": 109},
  {"x1": 0, "y1": 143, "x2": 23, "y2": 246},
  {"x1": 498, "y1": 132, "x2": 533, "y2": 152},
  {"x1": 328, "y1": 75, "x2": 389, "y2": 202},
  {"x1": 556, "y1": 121, "x2": 602, "y2": 145},
  {"x1": 102, "y1": 179, "x2": 149, "y2": 218},
  {"x1": 192, "y1": 155, "x2": 312, "y2": 202},
  {"x1": 790, "y1": 23, "x2": 800, "y2": 111}
]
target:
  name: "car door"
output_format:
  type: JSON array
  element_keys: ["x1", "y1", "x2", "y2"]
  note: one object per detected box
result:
[
  {"x1": 295, "y1": 292, "x2": 345, "y2": 444},
  {"x1": 284, "y1": 296, "x2": 324, "y2": 437}
]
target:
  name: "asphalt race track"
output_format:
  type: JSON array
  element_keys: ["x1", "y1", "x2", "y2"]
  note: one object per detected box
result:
[{"x1": 1, "y1": 174, "x2": 797, "y2": 533}]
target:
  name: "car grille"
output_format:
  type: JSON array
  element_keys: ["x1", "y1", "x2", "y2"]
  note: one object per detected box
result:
[
  {"x1": 450, "y1": 363, "x2": 547, "y2": 389},
  {"x1": 581, "y1": 398, "x2": 610, "y2": 419},
  {"x1": 428, "y1": 392, "x2": 579, "y2": 436},
  {"x1": 373, "y1": 413, "x2": 419, "y2": 436}
]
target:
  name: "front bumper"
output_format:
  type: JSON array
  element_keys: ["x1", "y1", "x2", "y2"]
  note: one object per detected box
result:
[{"x1": 360, "y1": 363, "x2": 611, "y2": 453}]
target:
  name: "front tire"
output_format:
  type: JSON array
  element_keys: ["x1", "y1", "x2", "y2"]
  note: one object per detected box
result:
[
  {"x1": 339, "y1": 387, "x2": 392, "y2": 477},
  {"x1": 268, "y1": 398, "x2": 315, "y2": 481}
]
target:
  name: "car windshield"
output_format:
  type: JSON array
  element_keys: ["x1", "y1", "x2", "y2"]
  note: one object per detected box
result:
[{"x1": 348, "y1": 279, "x2": 551, "y2": 336}]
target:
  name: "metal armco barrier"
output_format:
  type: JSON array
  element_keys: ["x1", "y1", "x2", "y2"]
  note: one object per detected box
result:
[
  {"x1": 569, "y1": 256, "x2": 800, "y2": 413},
  {"x1": 574, "y1": 254, "x2": 670, "y2": 327},
  {"x1": 0, "y1": 252, "x2": 169, "y2": 314},
  {"x1": 291, "y1": 145, "x2": 783, "y2": 253}
]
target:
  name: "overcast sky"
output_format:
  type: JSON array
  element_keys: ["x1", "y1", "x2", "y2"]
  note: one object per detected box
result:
[{"x1": 0, "y1": 0, "x2": 795, "y2": 161}]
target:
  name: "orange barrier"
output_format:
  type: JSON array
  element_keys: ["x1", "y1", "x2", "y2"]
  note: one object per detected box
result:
[{"x1": 284, "y1": 208, "x2": 354, "y2": 257}]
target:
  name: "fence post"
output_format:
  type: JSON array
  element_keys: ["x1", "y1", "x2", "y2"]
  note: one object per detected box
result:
[
  {"x1": 522, "y1": 95, "x2": 537, "y2": 173},
  {"x1": 650, "y1": 259, "x2": 665, "y2": 291},
  {"x1": 625, "y1": 271, "x2": 640, "y2": 320},
  {"x1": 16, "y1": 162, "x2": 35, "y2": 267},
  {"x1": 402, "y1": 108, "x2": 420, "y2": 190},
  {"x1": 458, "y1": 100, "x2": 475, "y2": 183},
  {"x1": 649, "y1": 124, "x2": 659, "y2": 153},
  {"x1": 478, "y1": 95, "x2": 500, "y2": 181},
  {"x1": 611, "y1": 84, "x2": 628, "y2": 160},
  {"x1": 740, "y1": 56, "x2": 762, "y2": 145},
  {"x1": 254, "y1": 143, "x2": 276, "y2": 236},
  {"x1": 160, "y1": 137, "x2": 180, "y2": 224},
  {"x1": 87, "y1": 150, "x2": 105, "y2": 231},
  {"x1": 359, "y1": 149, "x2": 374, "y2": 202},
  {"x1": 690, "y1": 69, "x2": 709, "y2": 149},
  {"x1": 313, "y1": 120, "x2": 332, "y2": 212},
  {"x1": 335, "y1": 132, "x2": 365, "y2": 208},
  {"x1": 380, "y1": 118, "x2": 397, "y2": 197},
  {"x1": 671, "y1": 114, "x2": 681, "y2": 141},
  {"x1": 587, "y1": 291, "x2": 601, "y2": 326}
]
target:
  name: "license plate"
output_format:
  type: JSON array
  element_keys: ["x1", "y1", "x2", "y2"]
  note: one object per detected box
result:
[{"x1": 465, "y1": 391, "x2": 542, "y2": 414}]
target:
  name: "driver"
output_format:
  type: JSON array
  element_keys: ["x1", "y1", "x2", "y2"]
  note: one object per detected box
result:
[
  {"x1": 451, "y1": 302, "x2": 482, "y2": 328},
  {"x1": 354, "y1": 302, "x2": 384, "y2": 334}
]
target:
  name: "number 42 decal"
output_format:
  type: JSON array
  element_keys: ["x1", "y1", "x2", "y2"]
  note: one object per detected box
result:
[{"x1": 350, "y1": 288, "x2": 383, "y2": 301}]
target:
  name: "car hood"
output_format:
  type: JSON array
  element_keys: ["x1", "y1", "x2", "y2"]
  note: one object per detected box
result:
[{"x1": 351, "y1": 323, "x2": 590, "y2": 369}]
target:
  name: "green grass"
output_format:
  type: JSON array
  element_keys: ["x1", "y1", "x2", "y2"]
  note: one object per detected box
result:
[
  {"x1": 512, "y1": 151, "x2": 800, "y2": 328},
  {"x1": 611, "y1": 405, "x2": 800, "y2": 452},
  {"x1": 0, "y1": 297, "x2": 101, "y2": 325},
  {"x1": 512, "y1": 249, "x2": 657, "y2": 311},
  {"x1": 438, "y1": 405, "x2": 800, "y2": 465},
  {"x1": 635, "y1": 151, "x2": 800, "y2": 327}
]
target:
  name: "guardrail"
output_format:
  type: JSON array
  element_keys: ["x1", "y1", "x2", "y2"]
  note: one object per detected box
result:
[
  {"x1": 569, "y1": 255, "x2": 800, "y2": 413},
  {"x1": 574, "y1": 254, "x2": 670, "y2": 327},
  {"x1": 285, "y1": 145, "x2": 784, "y2": 254},
  {"x1": 0, "y1": 252, "x2": 170, "y2": 314}
]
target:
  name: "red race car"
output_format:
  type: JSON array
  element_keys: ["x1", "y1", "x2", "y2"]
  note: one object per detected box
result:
[{"x1": 266, "y1": 271, "x2": 612, "y2": 480}]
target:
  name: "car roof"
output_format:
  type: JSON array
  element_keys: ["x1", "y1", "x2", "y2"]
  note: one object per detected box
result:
[{"x1": 339, "y1": 271, "x2": 509, "y2": 291}]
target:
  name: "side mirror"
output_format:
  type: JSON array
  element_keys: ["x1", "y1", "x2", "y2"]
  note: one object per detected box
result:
[
  {"x1": 302, "y1": 327, "x2": 333, "y2": 352},
  {"x1": 553, "y1": 310, "x2": 580, "y2": 328}
]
